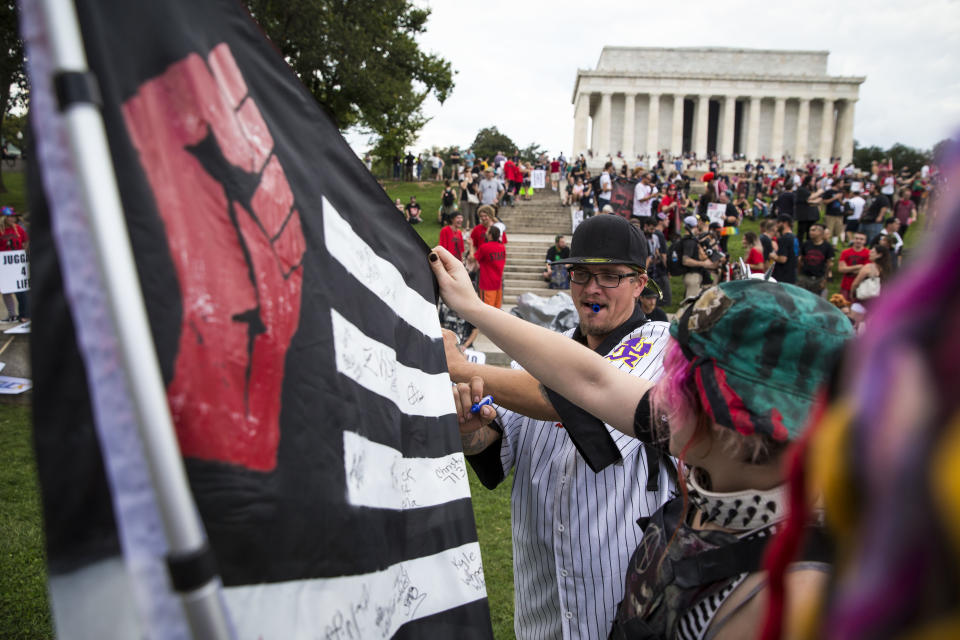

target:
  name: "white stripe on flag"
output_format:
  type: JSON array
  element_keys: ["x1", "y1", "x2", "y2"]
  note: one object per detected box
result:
[
  {"x1": 331, "y1": 308, "x2": 454, "y2": 418},
  {"x1": 343, "y1": 431, "x2": 471, "y2": 510},
  {"x1": 323, "y1": 196, "x2": 440, "y2": 339},
  {"x1": 224, "y1": 541, "x2": 487, "y2": 639}
]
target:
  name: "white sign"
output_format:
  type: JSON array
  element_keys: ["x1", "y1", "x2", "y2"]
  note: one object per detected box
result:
[
  {"x1": 850, "y1": 181, "x2": 863, "y2": 193},
  {"x1": 0, "y1": 250, "x2": 29, "y2": 293},
  {"x1": 571, "y1": 208, "x2": 585, "y2": 233},
  {"x1": 706, "y1": 202, "x2": 726, "y2": 226},
  {"x1": 462, "y1": 349, "x2": 486, "y2": 365},
  {"x1": 531, "y1": 169, "x2": 546, "y2": 189},
  {"x1": 4, "y1": 321, "x2": 29, "y2": 334},
  {"x1": 0, "y1": 375, "x2": 30, "y2": 394}
]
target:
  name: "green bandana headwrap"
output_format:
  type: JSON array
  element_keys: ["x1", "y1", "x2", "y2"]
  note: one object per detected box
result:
[{"x1": 671, "y1": 280, "x2": 854, "y2": 441}]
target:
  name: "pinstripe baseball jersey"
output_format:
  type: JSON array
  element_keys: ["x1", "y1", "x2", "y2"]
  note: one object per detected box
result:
[{"x1": 470, "y1": 313, "x2": 675, "y2": 639}]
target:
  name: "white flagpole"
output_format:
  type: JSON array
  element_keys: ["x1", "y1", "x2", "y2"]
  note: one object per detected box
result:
[{"x1": 36, "y1": 0, "x2": 232, "y2": 637}]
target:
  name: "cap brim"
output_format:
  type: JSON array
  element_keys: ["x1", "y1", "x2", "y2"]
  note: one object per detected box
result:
[{"x1": 556, "y1": 256, "x2": 644, "y2": 266}]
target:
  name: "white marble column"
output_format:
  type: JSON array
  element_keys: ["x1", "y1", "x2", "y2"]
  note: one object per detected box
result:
[
  {"x1": 598, "y1": 92, "x2": 612, "y2": 158},
  {"x1": 694, "y1": 95, "x2": 709, "y2": 158},
  {"x1": 671, "y1": 94, "x2": 684, "y2": 156},
  {"x1": 720, "y1": 96, "x2": 736, "y2": 160},
  {"x1": 771, "y1": 97, "x2": 786, "y2": 160},
  {"x1": 836, "y1": 99, "x2": 857, "y2": 166},
  {"x1": 622, "y1": 93, "x2": 636, "y2": 160},
  {"x1": 573, "y1": 92, "x2": 590, "y2": 156},
  {"x1": 795, "y1": 98, "x2": 810, "y2": 162},
  {"x1": 746, "y1": 97, "x2": 760, "y2": 161},
  {"x1": 646, "y1": 93, "x2": 660, "y2": 158},
  {"x1": 819, "y1": 98, "x2": 834, "y2": 161}
]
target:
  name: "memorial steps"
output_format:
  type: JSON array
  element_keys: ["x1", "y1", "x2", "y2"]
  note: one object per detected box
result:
[{"x1": 471, "y1": 188, "x2": 572, "y2": 366}]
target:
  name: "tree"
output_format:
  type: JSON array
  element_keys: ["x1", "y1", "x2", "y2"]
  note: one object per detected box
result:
[
  {"x1": 245, "y1": 0, "x2": 454, "y2": 160},
  {"x1": 470, "y1": 126, "x2": 516, "y2": 162},
  {"x1": 932, "y1": 137, "x2": 955, "y2": 165},
  {"x1": 886, "y1": 143, "x2": 930, "y2": 173},
  {"x1": 852, "y1": 140, "x2": 885, "y2": 172},
  {"x1": 518, "y1": 142, "x2": 545, "y2": 164},
  {"x1": 0, "y1": 1, "x2": 26, "y2": 192}
]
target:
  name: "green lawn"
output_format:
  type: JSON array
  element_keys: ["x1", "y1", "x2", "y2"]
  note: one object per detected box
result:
[
  {"x1": 0, "y1": 171, "x2": 28, "y2": 214},
  {"x1": 469, "y1": 470, "x2": 516, "y2": 639},
  {"x1": 0, "y1": 404, "x2": 53, "y2": 640},
  {"x1": 383, "y1": 179, "x2": 447, "y2": 248},
  {"x1": 0, "y1": 405, "x2": 517, "y2": 640}
]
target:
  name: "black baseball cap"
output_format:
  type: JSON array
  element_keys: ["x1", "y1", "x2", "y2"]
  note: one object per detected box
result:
[{"x1": 557, "y1": 214, "x2": 648, "y2": 268}]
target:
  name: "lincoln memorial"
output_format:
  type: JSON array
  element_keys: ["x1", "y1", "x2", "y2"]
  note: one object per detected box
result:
[{"x1": 572, "y1": 47, "x2": 865, "y2": 165}]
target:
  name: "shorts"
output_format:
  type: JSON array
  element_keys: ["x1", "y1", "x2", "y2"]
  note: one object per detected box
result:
[
  {"x1": 480, "y1": 288, "x2": 502, "y2": 309},
  {"x1": 797, "y1": 272, "x2": 825, "y2": 294},
  {"x1": 845, "y1": 219, "x2": 860, "y2": 233},
  {"x1": 825, "y1": 214, "x2": 845, "y2": 239}
]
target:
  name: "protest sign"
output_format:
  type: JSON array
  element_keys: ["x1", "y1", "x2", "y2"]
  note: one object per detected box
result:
[
  {"x1": 0, "y1": 250, "x2": 29, "y2": 293},
  {"x1": 0, "y1": 375, "x2": 31, "y2": 394},
  {"x1": 462, "y1": 349, "x2": 486, "y2": 365},
  {"x1": 531, "y1": 169, "x2": 546, "y2": 189},
  {"x1": 707, "y1": 202, "x2": 727, "y2": 225}
]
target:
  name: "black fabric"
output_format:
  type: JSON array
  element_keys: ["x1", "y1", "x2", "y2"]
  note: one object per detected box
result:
[
  {"x1": 772, "y1": 191, "x2": 795, "y2": 218},
  {"x1": 794, "y1": 187, "x2": 820, "y2": 222},
  {"x1": 644, "y1": 306, "x2": 668, "y2": 322},
  {"x1": 772, "y1": 232, "x2": 798, "y2": 284},
  {"x1": 29, "y1": 121, "x2": 122, "y2": 576},
  {"x1": 558, "y1": 213, "x2": 648, "y2": 267},
  {"x1": 31, "y1": 3, "x2": 491, "y2": 634},
  {"x1": 543, "y1": 305, "x2": 649, "y2": 473},
  {"x1": 800, "y1": 240, "x2": 835, "y2": 278},
  {"x1": 862, "y1": 193, "x2": 891, "y2": 223}
]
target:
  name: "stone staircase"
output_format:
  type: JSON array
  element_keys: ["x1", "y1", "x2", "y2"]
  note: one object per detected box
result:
[
  {"x1": 498, "y1": 188, "x2": 573, "y2": 235},
  {"x1": 469, "y1": 189, "x2": 573, "y2": 366}
]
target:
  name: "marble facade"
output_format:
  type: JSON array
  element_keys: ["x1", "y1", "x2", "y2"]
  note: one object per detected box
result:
[{"x1": 572, "y1": 47, "x2": 865, "y2": 165}]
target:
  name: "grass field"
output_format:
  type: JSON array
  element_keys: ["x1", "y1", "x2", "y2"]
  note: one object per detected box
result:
[
  {"x1": 0, "y1": 404, "x2": 53, "y2": 640},
  {"x1": 3, "y1": 175, "x2": 924, "y2": 640}
]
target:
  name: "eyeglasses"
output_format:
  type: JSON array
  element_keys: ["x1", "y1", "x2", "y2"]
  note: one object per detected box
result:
[{"x1": 569, "y1": 269, "x2": 638, "y2": 288}]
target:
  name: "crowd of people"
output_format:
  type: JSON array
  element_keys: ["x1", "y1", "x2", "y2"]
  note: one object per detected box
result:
[
  {"x1": 428, "y1": 131, "x2": 958, "y2": 638},
  {"x1": 413, "y1": 145, "x2": 941, "y2": 342}
]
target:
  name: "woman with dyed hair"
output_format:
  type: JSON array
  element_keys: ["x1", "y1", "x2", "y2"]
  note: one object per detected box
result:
[{"x1": 429, "y1": 247, "x2": 853, "y2": 639}]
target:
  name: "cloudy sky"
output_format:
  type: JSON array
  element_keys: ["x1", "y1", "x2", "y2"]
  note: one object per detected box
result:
[{"x1": 345, "y1": 0, "x2": 959, "y2": 157}]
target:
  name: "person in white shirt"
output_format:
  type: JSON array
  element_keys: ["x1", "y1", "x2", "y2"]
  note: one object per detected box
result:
[
  {"x1": 632, "y1": 173, "x2": 658, "y2": 218},
  {"x1": 845, "y1": 190, "x2": 866, "y2": 237},
  {"x1": 443, "y1": 215, "x2": 674, "y2": 640},
  {"x1": 598, "y1": 161, "x2": 614, "y2": 211},
  {"x1": 880, "y1": 216, "x2": 904, "y2": 260}
]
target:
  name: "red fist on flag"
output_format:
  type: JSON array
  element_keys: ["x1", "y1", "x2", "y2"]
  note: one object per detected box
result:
[{"x1": 123, "y1": 44, "x2": 305, "y2": 471}]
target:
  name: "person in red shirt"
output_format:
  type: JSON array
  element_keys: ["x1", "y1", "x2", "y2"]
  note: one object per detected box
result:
[
  {"x1": 838, "y1": 231, "x2": 870, "y2": 302},
  {"x1": 0, "y1": 207, "x2": 27, "y2": 321},
  {"x1": 439, "y1": 213, "x2": 465, "y2": 261},
  {"x1": 470, "y1": 205, "x2": 495, "y2": 253},
  {"x1": 503, "y1": 157, "x2": 521, "y2": 198},
  {"x1": 550, "y1": 158, "x2": 561, "y2": 191},
  {"x1": 475, "y1": 226, "x2": 506, "y2": 308},
  {"x1": 743, "y1": 231, "x2": 766, "y2": 274}
]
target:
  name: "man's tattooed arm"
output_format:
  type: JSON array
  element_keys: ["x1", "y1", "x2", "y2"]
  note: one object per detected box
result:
[{"x1": 460, "y1": 425, "x2": 501, "y2": 455}]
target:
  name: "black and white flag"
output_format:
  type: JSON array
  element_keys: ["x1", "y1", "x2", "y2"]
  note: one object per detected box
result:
[{"x1": 23, "y1": 0, "x2": 492, "y2": 637}]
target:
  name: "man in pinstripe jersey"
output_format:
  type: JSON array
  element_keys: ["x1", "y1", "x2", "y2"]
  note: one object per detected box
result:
[{"x1": 445, "y1": 215, "x2": 676, "y2": 639}]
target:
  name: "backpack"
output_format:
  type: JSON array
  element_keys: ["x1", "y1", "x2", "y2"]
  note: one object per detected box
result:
[
  {"x1": 442, "y1": 188, "x2": 455, "y2": 207},
  {"x1": 667, "y1": 236, "x2": 689, "y2": 276}
]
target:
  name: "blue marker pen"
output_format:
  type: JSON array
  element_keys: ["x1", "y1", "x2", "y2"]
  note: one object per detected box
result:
[
  {"x1": 471, "y1": 395, "x2": 494, "y2": 413},
  {"x1": 592, "y1": 304, "x2": 601, "y2": 313}
]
